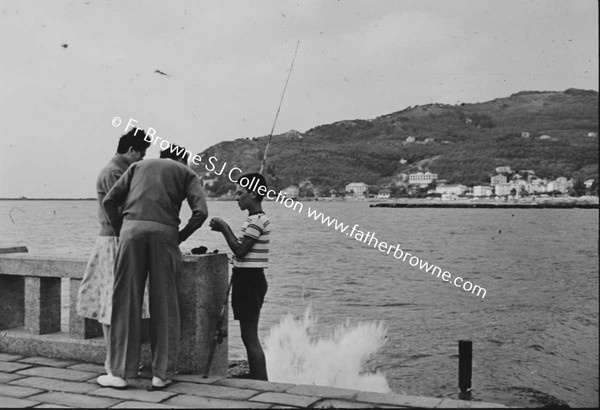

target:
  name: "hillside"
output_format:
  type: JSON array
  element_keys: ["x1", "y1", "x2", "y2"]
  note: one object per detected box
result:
[{"x1": 191, "y1": 89, "x2": 598, "y2": 195}]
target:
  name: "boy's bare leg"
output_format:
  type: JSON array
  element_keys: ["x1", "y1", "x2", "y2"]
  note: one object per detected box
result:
[{"x1": 240, "y1": 320, "x2": 268, "y2": 381}]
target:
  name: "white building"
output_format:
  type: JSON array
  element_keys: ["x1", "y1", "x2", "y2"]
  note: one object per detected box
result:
[
  {"x1": 202, "y1": 178, "x2": 218, "y2": 187},
  {"x1": 281, "y1": 185, "x2": 299, "y2": 198},
  {"x1": 377, "y1": 189, "x2": 391, "y2": 199},
  {"x1": 409, "y1": 172, "x2": 438, "y2": 187},
  {"x1": 490, "y1": 174, "x2": 507, "y2": 186},
  {"x1": 436, "y1": 184, "x2": 468, "y2": 200},
  {"x1": 405, "y1": 136, "x2": 416, "y2": 143},
  {"x1": 345, "y1": 182, "x2": 369, "y2": 198},
  {"x1": 547, "y1": 177, "x2": 571, "y2": 193},
  {"x1": 495, "y1": 166, "x2": 512, "y2": 174},
  {"x1": 473, "y1": 185, "x2": 493, "y2": 197}
]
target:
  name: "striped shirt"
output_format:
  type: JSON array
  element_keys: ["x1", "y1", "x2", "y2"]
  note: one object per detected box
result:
[{"x1": 233, "y1": 213, "x2": 270, "y2": 268}]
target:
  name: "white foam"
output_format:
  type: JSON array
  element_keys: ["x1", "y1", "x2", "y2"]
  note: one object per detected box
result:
[{"x1": 264, "y1": 306, "x2": 390, "y2": 393}]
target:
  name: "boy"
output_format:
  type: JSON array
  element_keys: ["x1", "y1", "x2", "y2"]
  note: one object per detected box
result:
[{"x1": 209, "y1": 172, "x2": 270, "y2": 380}]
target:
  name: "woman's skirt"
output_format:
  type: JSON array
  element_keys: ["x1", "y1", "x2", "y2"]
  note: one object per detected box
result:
[{"x1": 77, "y1": 236, "x2": 150, "y2": 325}]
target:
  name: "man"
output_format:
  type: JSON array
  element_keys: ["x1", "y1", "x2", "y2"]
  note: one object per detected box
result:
[
  {"x1": 76, "y1": 127, "x2": 151, "y2": 375},
  {"x1": 98, "y1": 144, "x2": 208, "y2": 389}
]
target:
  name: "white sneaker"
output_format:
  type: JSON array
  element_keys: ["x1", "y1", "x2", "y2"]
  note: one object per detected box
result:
[
  {"x1": 152, "y1": 376, "x2": 172, "y2": 389},
  {"x1": 97, "y1": 374, "x2": 128, "y2": 389}
]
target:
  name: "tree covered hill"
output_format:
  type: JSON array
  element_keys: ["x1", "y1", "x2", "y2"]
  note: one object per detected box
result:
[{"x1": 192, "y1": 89, "x2": 598, "y2": 195}]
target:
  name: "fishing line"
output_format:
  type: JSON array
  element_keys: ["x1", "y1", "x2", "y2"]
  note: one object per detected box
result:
[{"x1": 259, "y1": 40, "x2": 300, "y2": 174}]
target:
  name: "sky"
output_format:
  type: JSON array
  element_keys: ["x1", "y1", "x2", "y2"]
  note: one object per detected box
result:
[{"x1": 0, "y1": 0, "x2": 598, "y2": 198}]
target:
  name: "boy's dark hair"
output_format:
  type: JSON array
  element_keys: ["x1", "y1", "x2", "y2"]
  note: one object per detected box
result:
[
  {"x1": 117, "y1": 128, "x2": 151, "y2": 154},
  {"x1": 160, "y1": 143, "x2": 189, "y2": 161},
  {"x1": 238, "y1": 172, "x2": 268, "y2": 202}
]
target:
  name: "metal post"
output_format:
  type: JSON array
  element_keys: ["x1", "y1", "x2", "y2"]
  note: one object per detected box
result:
[{"x1": 458, "y1": 340, "x2": 472, "y2": 395}]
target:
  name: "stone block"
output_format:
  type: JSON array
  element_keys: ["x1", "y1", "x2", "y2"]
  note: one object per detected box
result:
[
  {"x1": 0, "y1": 395, "x2": 38, "y2": 408},
  {"x1": 0, "y1": 361, "x2": 32, "y2": 372},
  {"x1": 24, "y1": 276, "x2": 61, "y2": 335},
  {"x1": 0, "y1": 353, "x2": 22, "y2": 361},
  {"x1": 165, "y1": 394, "x2": 270, "y2": 408},
  {"x1": 169, "y1": 381, "x2": 258, "y2": 400},
  {"x1": 312, "y1": 399, "x2": 383, "y2": 408},
  {"x1": 18, "y1": 356, "x2": 75, "y2": 368},
  {"x1": 69, "y1": 278, "x2": 103, "y2": 339},
  {"x1": 355, "y1": 391, "x2": 443, "y2": 407},
  {"x1": 176, "y1": 254, "x2": 229, "y2": 376},
  {"x1": 286, "y1": 384, "x2": 360, "y2": 400},
  {"x1": 250, "y1": 392, "x2": 320, "y2": 407},
  {"x1": 11, "y1": 376, "x2": 98, "y2": 394},
  {"x1": 435, "y1": 398, "x2": 509, "y2": 408},
  {"x1": 68, "y1": 363, "x2": 106, "y2": 374},
  {"x1": 89, "y1": 387, "x2": 176, "y2": 403},
  {"x1": 217, "y1": 378, "x2": 295, "y2": 392},
  {"x1": 111, "y1": 401, "x2": 184, "y2": 409},
  {"x1": 0, "y1": 254, "x2": 87, "y2": 279},
  {"x1": 25, "y1": 391, "x2": 119, "y2": 408},
  {"x1": 16, "y1": 366, "x2": 97, "y2": 381},
  {"x1": 0, "y1": 275, "x2": 24, "y2": 330},
  {"x1": 0, "y1": 384, "x2": 43, "y2": 398},
  {"x1": 172, "y1": 373, "x2": 225, "y2": 384},
  {"x1": 0, "y1": 371, "x2": 25, "y2": 383}
]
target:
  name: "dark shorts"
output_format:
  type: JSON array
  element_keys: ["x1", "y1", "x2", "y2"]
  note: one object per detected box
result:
[{"x1": 231, "y1": 267, "x2": 268, "y2": 321}]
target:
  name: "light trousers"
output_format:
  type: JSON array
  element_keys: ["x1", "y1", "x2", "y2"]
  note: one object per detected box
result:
[{"x1": 109, "y1": 220, "x2": 181, "y2": 380}]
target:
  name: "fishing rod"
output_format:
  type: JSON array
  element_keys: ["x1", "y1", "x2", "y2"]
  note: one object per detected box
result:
[
  {"x1": 204, "y1": 41, "x2": 300, "y2": 378},
  {"x1": 259, "y1": 40, "x2": 300, "y2": 174}
]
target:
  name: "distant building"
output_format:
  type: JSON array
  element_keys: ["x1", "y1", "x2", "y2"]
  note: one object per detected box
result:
[
  {"x1": 409, "y1": 172, "x2": 438, "y2": 187},
  {"x1": 495, "y1": 166, "x2": 512, "y2": 174},
  {"x1": 521, "y1": 132, "x2": 530, "y2": 138},
  {"x1": 202, "y1": 178, "x2": 218, "y2": 187},
  {"x1": 281, "y1": 185, "x2": 299, "y2": 198},
  {"x1": 539, "y1": 135, "x2": 551, "y2": 140},
  {"x1": 473, "y1": 185, "x2": 493, "y2": 197},
  {"x1": 490, "y1": 174, "x2": 508, "y2": 186},
  {"x1": 377, "y1": 189, "x2": 391, "y2": 199},
  {"x1": 424, "y1": 137, "x2": 435, "y2": 144},
  {"x1": 345, "y1": 182, "x2": 369, "y2": 198},
  {"x1": 405, "y1": 136, "x2": 416, "y2": 143},
  {"x1": 529, "y1": 178, "x2": 548, "y2": 193},
  {"x1": 588, "y1": 132, "x2": 597, "y2": 138},
  {"x1": 495, "y1": 183, "x2": 513, "y2": 196},
  {"x1": 436, "y1": 184, "x2": 468, "y2": 200},
  {"x1": 547, "y1": 177, "x2": 570, "y2": 193}
]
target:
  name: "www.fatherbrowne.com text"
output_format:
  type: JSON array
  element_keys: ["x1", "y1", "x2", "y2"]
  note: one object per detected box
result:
[{"x1": 115, "y1": 117, "x2": 487, "y2": 299}]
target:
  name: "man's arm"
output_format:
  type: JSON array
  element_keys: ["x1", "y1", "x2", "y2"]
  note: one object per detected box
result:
[
  {"x1": 178, "y1": 174, "x2": 208, "y2": 243},
  {"x1": 209, "y1": 218, "x2": 257, "y2": 259},
  {"x1": 103, "y1": 166, "x2": 134, "y2": 235}
]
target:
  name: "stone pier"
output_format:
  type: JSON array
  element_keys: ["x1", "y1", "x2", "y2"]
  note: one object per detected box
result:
[{"x1": 0, "y1": 251, "x2": 229, "y2": 376}]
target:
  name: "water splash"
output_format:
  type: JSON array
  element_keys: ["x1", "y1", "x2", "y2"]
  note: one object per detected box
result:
[{"x1": 264, "y1": 306, "x2": 391, "y2": 393}]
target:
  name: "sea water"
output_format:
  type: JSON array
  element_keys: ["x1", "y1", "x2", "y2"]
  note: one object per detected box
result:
[
  {"x1": 1, "y1": 200, "x2": 598, "y2": 407},
  {"x1": 264, "y1": 305, "x2": 390, "y2": 392}
]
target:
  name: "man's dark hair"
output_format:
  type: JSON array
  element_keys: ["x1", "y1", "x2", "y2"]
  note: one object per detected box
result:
[
  {"x1": 238, "y1": 172, "x2": 268, "y2": 201},
  {"x1": 117, "y1": 128, "x2": 151, "y2": 154},
  {"x1": 160, "y1": 143, "x2": 189, "y2": 162}
]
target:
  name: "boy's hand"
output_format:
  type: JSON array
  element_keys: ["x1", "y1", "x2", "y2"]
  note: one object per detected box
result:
[{"x1": 209, "y1": 217, "x2": 227, "y2": 232}]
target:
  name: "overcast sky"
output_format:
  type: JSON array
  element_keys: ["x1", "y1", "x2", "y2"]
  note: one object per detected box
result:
[{"x1": 0, "y1": 0, "x2": 598, "y2": 198}]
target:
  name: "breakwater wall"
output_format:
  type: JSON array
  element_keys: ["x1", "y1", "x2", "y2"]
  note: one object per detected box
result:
[
  {"x1": 0, "y1": 249, "x2": 229, "y2": 376},
  {"x1": 371, "y1": 201, "x2": 598, "y2": 209}
]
